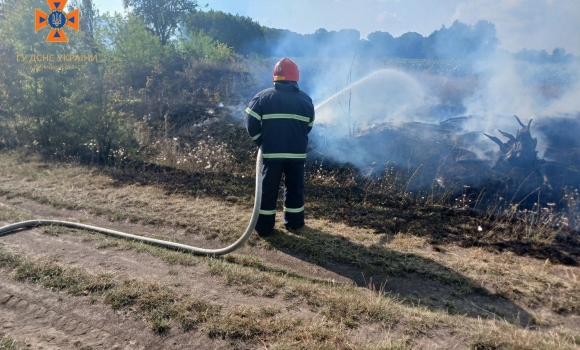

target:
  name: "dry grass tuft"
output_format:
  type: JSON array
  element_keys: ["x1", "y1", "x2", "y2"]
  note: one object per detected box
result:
[
  {"x1": 0, "y1": 334, "x2": 21, "y2": 350},
  {"x1": 471, "y1": 319, "x2": 580, "y2": 350}
]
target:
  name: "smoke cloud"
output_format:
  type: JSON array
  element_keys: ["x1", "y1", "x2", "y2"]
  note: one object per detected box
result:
[
  {"x1": 238, "y1": 18, "x2": 580, "y2": 201},
  {"x1": 294, "y1": 45, "x2": 580, "y2": 172}
]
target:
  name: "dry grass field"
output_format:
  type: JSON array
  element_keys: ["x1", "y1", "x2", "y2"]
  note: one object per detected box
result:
[{"x1": 1, "y1": 150, "x2": 579, "y2": 349}]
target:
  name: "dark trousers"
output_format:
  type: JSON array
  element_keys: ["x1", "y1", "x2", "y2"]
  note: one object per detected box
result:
[{"x1": 255, "y1": 161, "x2": 305, "y2": 234}]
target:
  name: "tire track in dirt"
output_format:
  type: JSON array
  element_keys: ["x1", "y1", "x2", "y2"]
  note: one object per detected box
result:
[
  {"x1": 1, "y1": 279, "x2": 141, "y2": 349},
  {"x1": 0, "y1": 272, "x2": 235, "y2": 350}
]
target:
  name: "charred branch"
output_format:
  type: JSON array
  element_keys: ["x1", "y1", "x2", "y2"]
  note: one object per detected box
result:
[
  {"x1": 498, "y1": 129, "x2": 516, "y2": 143},
  {"x1": 485, "y1": 115, "x2": 539, "y2": 169},
  {"x1": 484, "y1": 133, "x2": 509, "y2": 154},
  {"x1": 514, "y1": 114, "x2": 526, "y2": 128}
]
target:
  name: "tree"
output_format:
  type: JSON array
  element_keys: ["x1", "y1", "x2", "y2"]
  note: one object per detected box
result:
[
  {"x1": 425, "y1": 20, "x2": 498, "y2": 60},
  {"x1": 314, "y1": 28, "x2": 329, "y2": 36},
  {"x1": 515, "y1": 47, "x2": 574, "y2": 64},
  {"x1": 185, "y1": 10, "x2": 265, "y2": 55},
  {"x1": 79, "y1": 0, "x2": 97, "y2": 40},
  {"x1": 179, "y1": 30, "x2": 235, "y2": 63},
  {"x1": 551, "y1": 47, "x2": 573, "y2": 63},
  {"x1": 473, "y1": 20, "x2": 499, "y2": 56},
  {"x1": 312, "y1": 28, "x2": 360, "y2": 57},
  {"x1": 68, "y1": 0, "x2": 99, "y2": 56},
  {"x1": 0, "y1": 0, "x2": 80, "y2": 153},
  {"x1": 395, "y1": 32, "x2": 425, "y2": 59},
  {"x1": 123, "y1": 0, "x2": 198, "y2": 45},
  {"x1": 100, "y1": 13, "x2": 165, "y2": 88},
  {"x1": 367, "y1": 31, "x2": 395, "y2": 58},
  {"x1": 263, "y1": 27, "x2": 306, "y2": 57}
]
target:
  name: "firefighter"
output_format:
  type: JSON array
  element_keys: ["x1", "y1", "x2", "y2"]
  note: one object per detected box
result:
[{"x1": 245, "y1": 58, "x2": 315, "y2": 237}]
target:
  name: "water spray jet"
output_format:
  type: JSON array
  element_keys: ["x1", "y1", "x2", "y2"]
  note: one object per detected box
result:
[{"x1": 314, "y1": 68, "x2": 427, "y2": 131}]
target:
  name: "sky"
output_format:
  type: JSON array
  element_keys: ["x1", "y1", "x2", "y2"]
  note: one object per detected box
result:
[{"x1": 93, "y1": 0, "x2": 580, "y2": 55}]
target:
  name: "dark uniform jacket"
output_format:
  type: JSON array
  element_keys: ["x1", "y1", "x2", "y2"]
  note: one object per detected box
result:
[{"x1": 245, "y1": 82, "x2": 315, "y2": 161}]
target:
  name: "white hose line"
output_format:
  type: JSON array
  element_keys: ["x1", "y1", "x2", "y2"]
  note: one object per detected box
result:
[{"x1": 0, "y1": 150, "x2": 263, "y2": 256}]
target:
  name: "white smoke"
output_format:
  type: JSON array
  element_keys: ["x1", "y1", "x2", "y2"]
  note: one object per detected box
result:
[
  {"x1": 305, "y1": 50, "x2": 580, "y2": 165},
  {"x1": 464, "y1": 54, "x2": 536, "y2": 119},
  {"x1": 314, "y1": 69, "x2": 431, "y2": 134},
  {"x1": 457, "y1": 51, "x2": 580, "y2": 159},
  {"x1": 243, "y1": 18, "x2": 580, "y2": 174}
]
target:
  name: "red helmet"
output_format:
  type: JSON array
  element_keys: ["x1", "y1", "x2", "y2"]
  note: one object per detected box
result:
[{"x1": 273, "y1": 58, "x2": 299, "y2": 82}]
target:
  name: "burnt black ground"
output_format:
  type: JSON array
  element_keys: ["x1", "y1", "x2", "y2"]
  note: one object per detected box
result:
[{"x1": 103, "y1": 142, "x2": 580, "y2": 267}]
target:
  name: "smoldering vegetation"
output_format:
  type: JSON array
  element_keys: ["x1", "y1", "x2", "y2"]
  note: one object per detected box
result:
[{"x1": 248, "y1": 32, "x2": 580, "y2": 229}]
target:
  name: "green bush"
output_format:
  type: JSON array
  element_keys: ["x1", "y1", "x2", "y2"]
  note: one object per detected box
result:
[{"x1": 179, "y1": 30, "x2": 236, "y2": 63}]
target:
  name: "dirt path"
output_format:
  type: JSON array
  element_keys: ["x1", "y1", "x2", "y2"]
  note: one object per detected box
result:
[
  {"x1": 0, "y1": 222, "x2": 233, "y2": 349},
  {"x1": 0, "y1": 196, "x2": 350, "y2": 349},
  {"x1": 0, "y1": 203, "x2": 561, "y2": 350},
  {"x1": 0, "y1": 275, "x2": 226, "y2": 350}
]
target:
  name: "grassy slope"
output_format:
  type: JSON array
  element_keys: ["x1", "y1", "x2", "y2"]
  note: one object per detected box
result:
[{"x1": 0, "y1": 151, "x2": 579, "y2": 349}]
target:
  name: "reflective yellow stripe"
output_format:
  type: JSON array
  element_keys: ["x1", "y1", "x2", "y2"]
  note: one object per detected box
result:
[
  {"x1": 284, "y1": 206, "x2": 304, "y2": 213},
  {"x1": 308, "y1": 122, "x2": 314, "y2": 127},
  {"x1": 262, "y1": 114, "x2": 311, "y2": 123},
  {"x1": 259, "y1": 209, "x2": 276, "y2": 215},
  {"x1": 245, "y1": 107, "x2": 261, "y2": 121},
  {"x1": 262, "y1": 153, "x2": 307, "y2": 159},
  {"x1": 251, "y1": 133, "x2": 262, "y2": 141}
]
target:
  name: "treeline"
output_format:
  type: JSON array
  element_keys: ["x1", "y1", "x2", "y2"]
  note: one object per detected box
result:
[
  {"x1": 188, "y1": 11, "x2": 500, "y2": 60},
  {"x1": 263, "y1": 20, "x2": 499, "y2": 60},
  {"x1": 515, "y1": 48, "x2": 576, "y2": 64},
  {"x1": 187, "y1": 10, "x2": 575, "y2": 63}
]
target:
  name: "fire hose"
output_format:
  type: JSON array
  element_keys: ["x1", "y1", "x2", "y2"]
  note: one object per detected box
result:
[{"x1": 0, "y1": 150, "x2": 263, "y2": 256}]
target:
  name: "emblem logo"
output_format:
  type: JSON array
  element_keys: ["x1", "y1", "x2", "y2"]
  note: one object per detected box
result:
[{"x1": 35, "y1": 0, "x2": 79, "y2": 42}]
